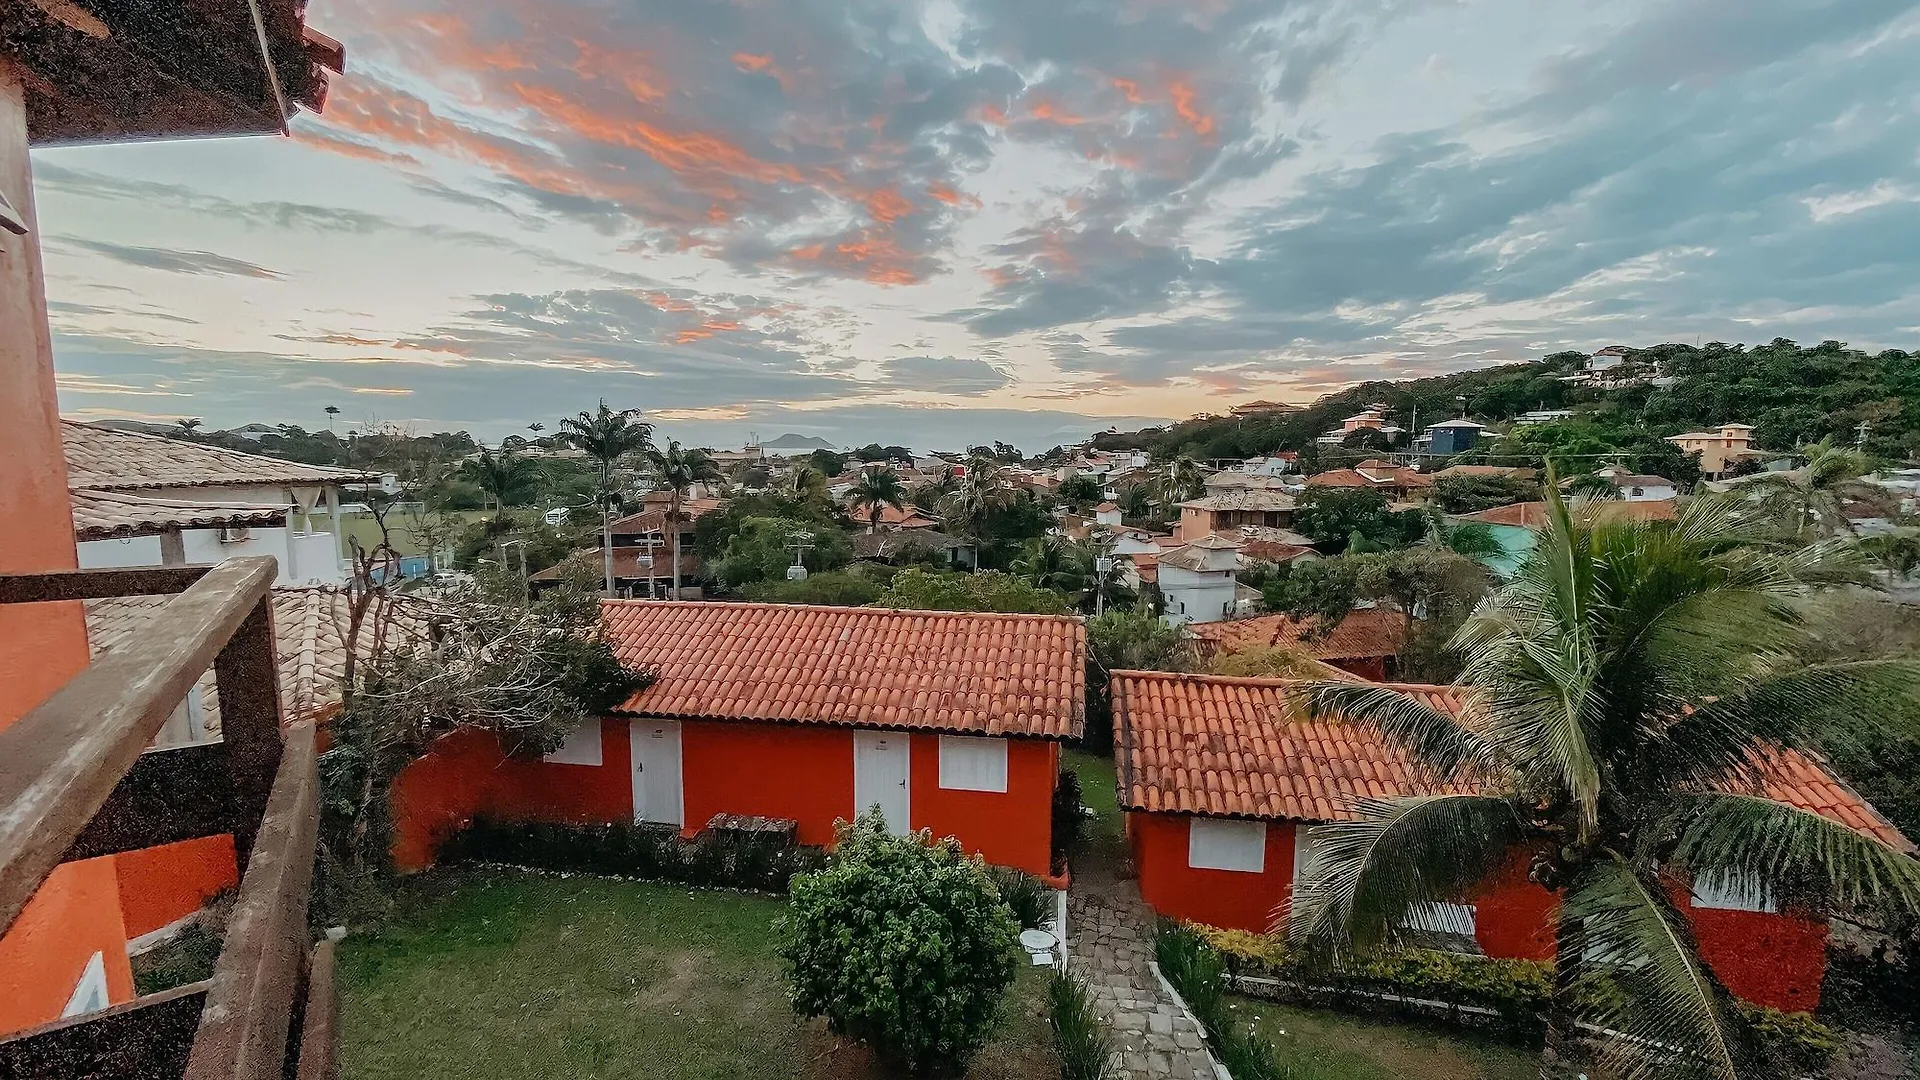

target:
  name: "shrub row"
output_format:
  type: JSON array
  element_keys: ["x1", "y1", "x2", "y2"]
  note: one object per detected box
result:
[
  {"x1": 1194, "y1": 924, "x2": 1837, "y2": 1074},
  {"x1": 1154, "y1": 922, "x2": 1296, "y2": 1080},
  {"x1": 1048, "y1": 970, "x2": 1116, "y2": 1080},
  {"x1": 437, "y1": 816, "x2": 827, "y2": 893}
]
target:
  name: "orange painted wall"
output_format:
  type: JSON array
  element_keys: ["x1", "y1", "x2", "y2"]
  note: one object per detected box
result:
[
  {"x1": 0, "y1": 858, "x2": 134, "y2": 1033},
  {"x1": 681, "y1": 720, "x2": 856, "y2": 845},
  {"x1": 391, "y1": 718, "x2": 1062, "y2": 875},
  {"x1": 113, "y1": 836, "x2": 239, "y2": 940},
  {"x1": 1131, "y1": 812, "x2": 1297, "y2": 933},
  {"x1": 910, "y1": 735, "x2": 1057, "y2": 876},
  {"x1": 1132, "y1": 811, "x2": 1828, "y2": 1008}
]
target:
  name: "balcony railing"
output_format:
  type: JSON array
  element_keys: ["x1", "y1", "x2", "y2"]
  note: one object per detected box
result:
[{"x1": 0, "y1": 558, "x2": 335, "y2": 1080}]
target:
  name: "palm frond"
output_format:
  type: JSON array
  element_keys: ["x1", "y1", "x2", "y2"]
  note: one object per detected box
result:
[
  {"x1": 1562, "y1": 856, "x2": 1748, "y2": 1080},
  {"x1": 1654, "y1": 660, "x2": 1920, "y2": 785},
  {"x1": 1668, "y1": 792, "x2": 1920, "y2": 919},
  {"x1": 1300, "y1": 680, "x2": 1499, "y2": 778},
  {"x1": 1287, "y1": 794, "x2": 1522, "y2": 957}
]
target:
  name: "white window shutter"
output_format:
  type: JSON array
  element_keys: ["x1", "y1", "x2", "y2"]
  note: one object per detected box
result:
[
  {"x1": 1690, "y1": 871, "x2": 1776, "y2": 913},
  {"x1": 1188, "y1": 818, "x2": 1267, "y2": 873},
  {"x1": 938, "y1": 736, "x2": 1008, "y2": 792},
  {"x1": 543, "y1": 721, "x2": 603, "y2": 766}
]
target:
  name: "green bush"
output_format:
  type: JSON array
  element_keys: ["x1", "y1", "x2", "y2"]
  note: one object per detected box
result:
[
  {"x1": 131, "y1": 919, "x2": 224, "y2": 996},
  {"x1": 1740, "y1": 1003, "x2": 1838, "y2": 1077},
  {"x1": 1155, "y1": 923, "x2": 1297, "y2": 1078},
  {"x1": 437, "y1": 816, "x2": 825, "y2": 892},
  {"x1": 1048, "y1": 970, "x2": 1115, "y2": 1080},
  {"x1": 989, "y1": 865, "x2": 1051, "y2": 930},
  {"x1": 779, "y1": 815, "x2": 1021, "y2": 1075}
]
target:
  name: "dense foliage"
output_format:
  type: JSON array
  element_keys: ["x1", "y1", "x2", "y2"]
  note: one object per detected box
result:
[
  {"x1": 1083, "y1": 606, "x2": 1193, "y2": 753},
  {"x1": 1291, "y1": 488, "x2": 1424, "y2": 552},
  {"x1": 779, "y1": 816, "x2": 1021, "y2": 1074},
  {"x1": 438, "y1": 816, "x2": 825, "y2": 893},
  {"x1": 712, "y1": 515, "x2": 854, "y2": 588},
  {"x1": 873, "y1": 567, "x2": 1070, "y2": 614}
]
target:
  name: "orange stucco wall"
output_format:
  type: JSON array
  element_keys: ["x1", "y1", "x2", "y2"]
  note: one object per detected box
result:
[
  {"x1": 112, "y1": 836, "x2": 240, "y2": 940},
  {"x1": 0, "y1": 858, "x2": 134, "y2": 1034},
  {"x1": 1131, "y1": 811, "x2": 1826, "y2": 1009},
  {"x1": 392, "y1": 718, "x2": 1061, "y2": 876}
]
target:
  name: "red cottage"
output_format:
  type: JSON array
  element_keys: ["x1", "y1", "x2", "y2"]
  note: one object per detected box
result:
[
  {"x1": 394, "y1": 601, "x2": 1086, "y2": 880},
  {"x1": 1110, "y1": 670, "x2": 1912, "y2": 1012}
]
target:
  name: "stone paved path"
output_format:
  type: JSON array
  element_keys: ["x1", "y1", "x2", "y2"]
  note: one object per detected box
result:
[{"x1": 1067, "y1": 858, "x2": 1219, "y2": 1080}]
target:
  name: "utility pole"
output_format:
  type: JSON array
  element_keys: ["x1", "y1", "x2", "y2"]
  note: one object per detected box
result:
[
  {"x1": 1094, "y1": 555, "x2": 1114, "y2": 617},
  {"x1": 1856, "y1": 421, "x2": 1870, "y2": 449},
  {"x1": 786, "y1": 531, "x2": 816, "y2": 581},
  {"x1": 633, "y1": 534, "x2": 662, "y2": 598}
]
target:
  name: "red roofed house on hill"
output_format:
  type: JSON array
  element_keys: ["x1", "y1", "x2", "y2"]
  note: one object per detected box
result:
[
  {"x1": 392, "y1": 602, "x2": 1086, "y2": 879},
  {"x1": 1188, "y1": 606, "x2": 1407, "y2": 681},
  {"x1": 1110, "y1": 670, "x2": 1910, "y2": 1011}
]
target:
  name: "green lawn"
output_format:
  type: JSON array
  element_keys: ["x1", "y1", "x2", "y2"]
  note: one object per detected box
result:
[
  {"x1": 337, "y1": 868, "x2": 1054, "y2": 1080},
  {"x1": 1237, "y1": 997, "x2": 1541, "y2": 1080},
  {"x1": 1064, "y1": 747, "x2": 1124, "y2": 859}
]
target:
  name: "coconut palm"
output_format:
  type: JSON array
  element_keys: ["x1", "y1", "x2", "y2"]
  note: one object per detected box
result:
[
  {"x1": 175, "y1": 417, "x2": 202, "y2": 438},
  {"x1": 786, "y1": 464, "x2": 829, "y2": 505},
  {"x1": 1116, "y1": 484, "x2": 1154, "y2": 521},
  {"x1": 1288, "y1": 485, "x2": 1920, "y2": 1080},
  {"x1": 559, "y1": 401, "x2": 654, "y2": 596},
  {"x1": 1009, "y1": 536, "x2": 1068, "y2": 586},
  {"x1": 847, "y1": 468, "x2": 909, "y2": 534},
  {"x1": 459, "y1": 447, "x2": 539, "y2": 519},
  {"x1": 938, "y1": 459, "x2": 1016, "y2": 536},
  {"x1": 1156, "y1": 456, "x2": 1205, "y2": 516},
  {"x1": 911, "y1": 470, "x2": 961, "y2": 514},
  {"x1": 1747, "y1": 438, "x2": 1898, "y2": 539},
  {"x1": 1056, "y1": 536, "x2": 1129, "y2": 613},
  {"x1": 644, "y1": 440, "x2": 722, "y2": 599}
]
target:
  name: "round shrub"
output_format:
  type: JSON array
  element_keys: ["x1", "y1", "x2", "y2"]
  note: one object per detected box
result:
[{"x1": 778, "y1": 814, "x2": 1021, "y2": 1074}]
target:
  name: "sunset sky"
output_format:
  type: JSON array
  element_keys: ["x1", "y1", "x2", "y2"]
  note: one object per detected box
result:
[{"x1": 32, "y1": 0, "x2": 1920, "y2": 450}]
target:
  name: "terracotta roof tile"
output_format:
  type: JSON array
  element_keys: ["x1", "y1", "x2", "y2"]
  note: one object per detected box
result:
[
  {"x1": 62, "y1": 420, "x2": 369, "y2": 490},
  {"x1": 600, "y1": 600, "x2": 1085, "y2": 738},
  {"x1": 1190, "y1": 607, "x2": 1408, "y2": 661},
  {"x1": 84, "y1": 586, "x2": 425, "y2": 729},
  {"x1": 1111, "y1": 671, "x2": 1912, "y2": 850},
  {"x1": 70, "y1": 490, "x2": 289, "y2": 540}
]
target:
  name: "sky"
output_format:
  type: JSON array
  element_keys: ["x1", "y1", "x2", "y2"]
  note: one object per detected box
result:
[{"x1": 31, "y1": 0, "x2": 1920, "y2": 451}]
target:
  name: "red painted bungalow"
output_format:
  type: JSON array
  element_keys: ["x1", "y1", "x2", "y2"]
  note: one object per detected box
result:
[
  {"x1": 1111, "y1": 670, "x2": 1914, "y2": 1012},
  {"x1": 393, "y1": 601, "x2": 1086, "y2": 879}
]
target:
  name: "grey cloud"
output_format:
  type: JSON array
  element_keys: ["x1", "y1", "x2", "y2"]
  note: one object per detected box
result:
[
  {"x1": 878, "y1": 356, "x2": 1011, "y2": 395},
  {"x1": 65, "y1": 239, "x2": 282, "y2": 280}
]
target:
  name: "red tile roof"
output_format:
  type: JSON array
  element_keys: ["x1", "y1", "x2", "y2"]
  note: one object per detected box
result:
[
  {"x1": 528, "y1": 548, "x2": 701, "y2": 582},
  {"x1": 1189, "y1": 607, "x2": 1407, "y2": 661},
  {"x1": 1452, "y1": 499, "x2": 1678, "y2": 528},
  {"x1": 847, "y1": 502, "x2": 942, "y2": 529},
  {"x1": 600, "y1": 600, "x2": 1086, "y2": 738},
  {"x1": 1111, "y1": 671, "x2": 1911, "y2": 850}
]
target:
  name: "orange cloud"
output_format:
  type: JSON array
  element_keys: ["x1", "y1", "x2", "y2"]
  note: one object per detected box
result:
[
  {"x1": 1167, "y1": 78, "x2": 1215, "y2": 137},
  {"x1": 673, "y1": 318, "x2": 742, "y2": 344},
  {"x1": 1112, "y1": 77, "x2": 1147, "y2": 104},
  {"x1": 731, "y1": 51, "x2": 796, "y2": 92},
  {"x1": 865, "y1": 186, "x2": 914, "y2": 223},
  {"x1": 1029, "y1": 100, "x2": 1088, "y2": 126},
  {"x1": 980, "y1": 103, "x2": 1009, "y2": 126},
  {"x1": 926, "y1": 181, "x2": 981, "y2": 209},
  {"x1": 571, "y1": 41, "x2": 668, "y2": 102}
]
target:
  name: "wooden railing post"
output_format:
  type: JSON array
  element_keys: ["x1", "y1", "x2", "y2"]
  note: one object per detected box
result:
[
  {"x1": 182, "y1": 722, "x2": 318, "y2": 1080},
  {"x1": 214, "y1": 595, "x2": 286, "y2": 866}
]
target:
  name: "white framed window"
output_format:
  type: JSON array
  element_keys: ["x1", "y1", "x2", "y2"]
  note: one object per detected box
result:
[
  {"x1": 1188, "y1": 818, "x2": 1267, "y2": 873},
  {"x1": 938, "y1": 735, "x2": 1008, "y2": 793},
  {"x1": 543, "y1": 720, "x2": 603, "y2": 766},
  {"x1": 63, "y1": 952, "x2": 110, "y2": 1018},
  {"x1": 1690, "y1": 871, "x2": 1776, "y2": 913}
]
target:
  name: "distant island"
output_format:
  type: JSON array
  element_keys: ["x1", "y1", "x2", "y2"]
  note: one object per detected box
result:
[{"x1": 757, "y1": 433, "x2": 840, "y2": 451}]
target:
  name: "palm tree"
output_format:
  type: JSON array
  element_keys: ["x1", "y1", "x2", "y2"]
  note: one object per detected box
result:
[
  {"x1": 460, "y1": 447, "x2": 538, "y2": 519},
  {"x1": 1057, "y1": 536, "x2": 1128, "y2": 613},
  {"x1": 847, "y1": 468, "x2": 908, "y2": 534},
  {"x1": 1288, "y1": 485, "x2": 1920, "y2": 1079},
  {"x1": 938, "y1": 458, "x2": 1015, "y2": 537},
  {"x1": 1116, "y1": 484, "x2": 1154, "y2": 521},
  {"x1": 787, "y1": 465, "x2": 829, "y2": 505},
  {"x1": 1747, "y1": 438, "x2": 1897, "y2": 539},
  {"x1": 175, "y1": 417, "x2": 202, "y2": 438},
  {"x1": 911, "y1": 470, "x2": 961, "y2": 514},
  {"x1": 324, "y1": 405, "x2": 341, "y2": 430},
  {"x1": 1009, "y1": 536, "x2": 1068, "y2": 585},
  {"x1": 560, "y1": 401, "x2": 654, "y2": 596},
  {"x1": 644, "y1": 440, "x2": 722, "y2": 599},
  {"x1": 1156, "y1": 456, "x2": 1205, "y2": 517}
]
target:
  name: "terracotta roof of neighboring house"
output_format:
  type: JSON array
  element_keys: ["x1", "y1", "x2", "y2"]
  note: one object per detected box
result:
[
  {"x1": 1157, "y1": 537, "x2": 1242, "y2": 573},
  {"x1": 599, "y1": 601, "x2": 1085, "y2": 738},
  {"x1": 1095, "y1": 502, "x2": 1119, "y2": 513},
  {"x1": 1452, "y1": 499, "x2": 1679, "y2": 528},
  {"x1": 1111, "y1": 671, "x2": 1913, "y2": 848},
  {"x1": 70, "y1": 490, "x2": 289, "y2": 540},
  {"x1": 1205, "y1": 473, "x2": 1293, "y2": 492},
  {"x1": 609, "y1": 499, "x2": 724, "y2": 534},
  {"x1": 1189, "y1": 607, "x2": 1407, "y2": 661},
  {"x1": 852, "y1": 530, "x2": 968, "y2": 559},
  {"x1": 528, "y1": 548, "x2": 701, "y2": 582},
  {"x1": 1180, "y1": 490, "x2": 1296, "y2": 512},
  {"x1": 84, "y1": 586, "x2": 424, "y2": 728},
  {"x1": 847, "y1": 502, "x2": 942, "y2": 529},
  {"x1": 1432, "y1": 465, "x2": 1538, "y2": 481},
  {"x1": 1304, "y1": 461, "x2": 1432, "y2": 491},
  {"x1": 61, "y1": 420, "x2": 370, "y2": 491}
]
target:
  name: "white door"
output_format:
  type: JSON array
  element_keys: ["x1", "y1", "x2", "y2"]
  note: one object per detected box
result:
[
  {"x1": 630, "y1": 720, "x2": 684, "y2": 827},
  {"x1": 852, "y1": 731, "x2": 911, "y2": 836}
]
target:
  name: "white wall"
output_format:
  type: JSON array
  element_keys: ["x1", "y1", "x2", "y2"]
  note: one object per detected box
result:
[
  {"x1": 77, "y1": 535, "x2": 165, "y2": 569},
  {"x1": 1159, "y1": 565, "x2": 1237, "y2": 626}
]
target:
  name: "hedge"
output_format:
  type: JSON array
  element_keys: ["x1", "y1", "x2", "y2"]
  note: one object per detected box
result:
[
  {"x1": 1192, "y1": 925, "x2": 1837, "y2": 1073},
  {"x1": 437, "y1": 816, "x2": 827, "y2": 892}
]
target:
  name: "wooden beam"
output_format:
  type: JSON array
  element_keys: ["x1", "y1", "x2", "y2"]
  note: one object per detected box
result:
[
  {"x1": 293, "y1": 940, "x2": 339, "y2": 1080},
  {"x1": 0, "y1": 556, "x2": 275, "y2": 935},
  {"x1": 213, "y1": 595, "x2": 286, "y2": 866},
  {"x1": 0, "y1": 980, "x2": 208, "y2": 1079},
  {"x1": 0, "y1": 564, "x2": 210, "y2": 603},
  {"x1": 183, "y1": 721, "x2": 318, "y2": 1080}
]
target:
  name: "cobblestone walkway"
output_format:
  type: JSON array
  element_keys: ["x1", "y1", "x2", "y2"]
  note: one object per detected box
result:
[{"x1": 1067, "y1": 860, "x2": 1219, "y2": 1080}]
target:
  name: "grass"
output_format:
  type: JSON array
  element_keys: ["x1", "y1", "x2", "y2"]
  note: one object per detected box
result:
[
  {"x1": 338, "y1": 867, "x2": 1054, "y2": 1080},
  {"x1": 1064, "y1": 748, "x2": 1124, "y2": 860},
  {"x1": 1231, "y1": 997, "x2": 1540, "y2": 1080}
]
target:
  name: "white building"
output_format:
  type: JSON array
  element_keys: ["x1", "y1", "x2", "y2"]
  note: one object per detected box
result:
[
  {"x1": 1156, "y1": 535, "x2": 1242, "y2": 627},
  {"x1": 1589, "y1": 466, "x2": 1678, "y2": 502},
  {"x1": 63, "y1": 420, "x2": 369, "y2": 586},
  {"x1": 1094, "y1": 502, "x2": 1124, "y2": 527}
]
